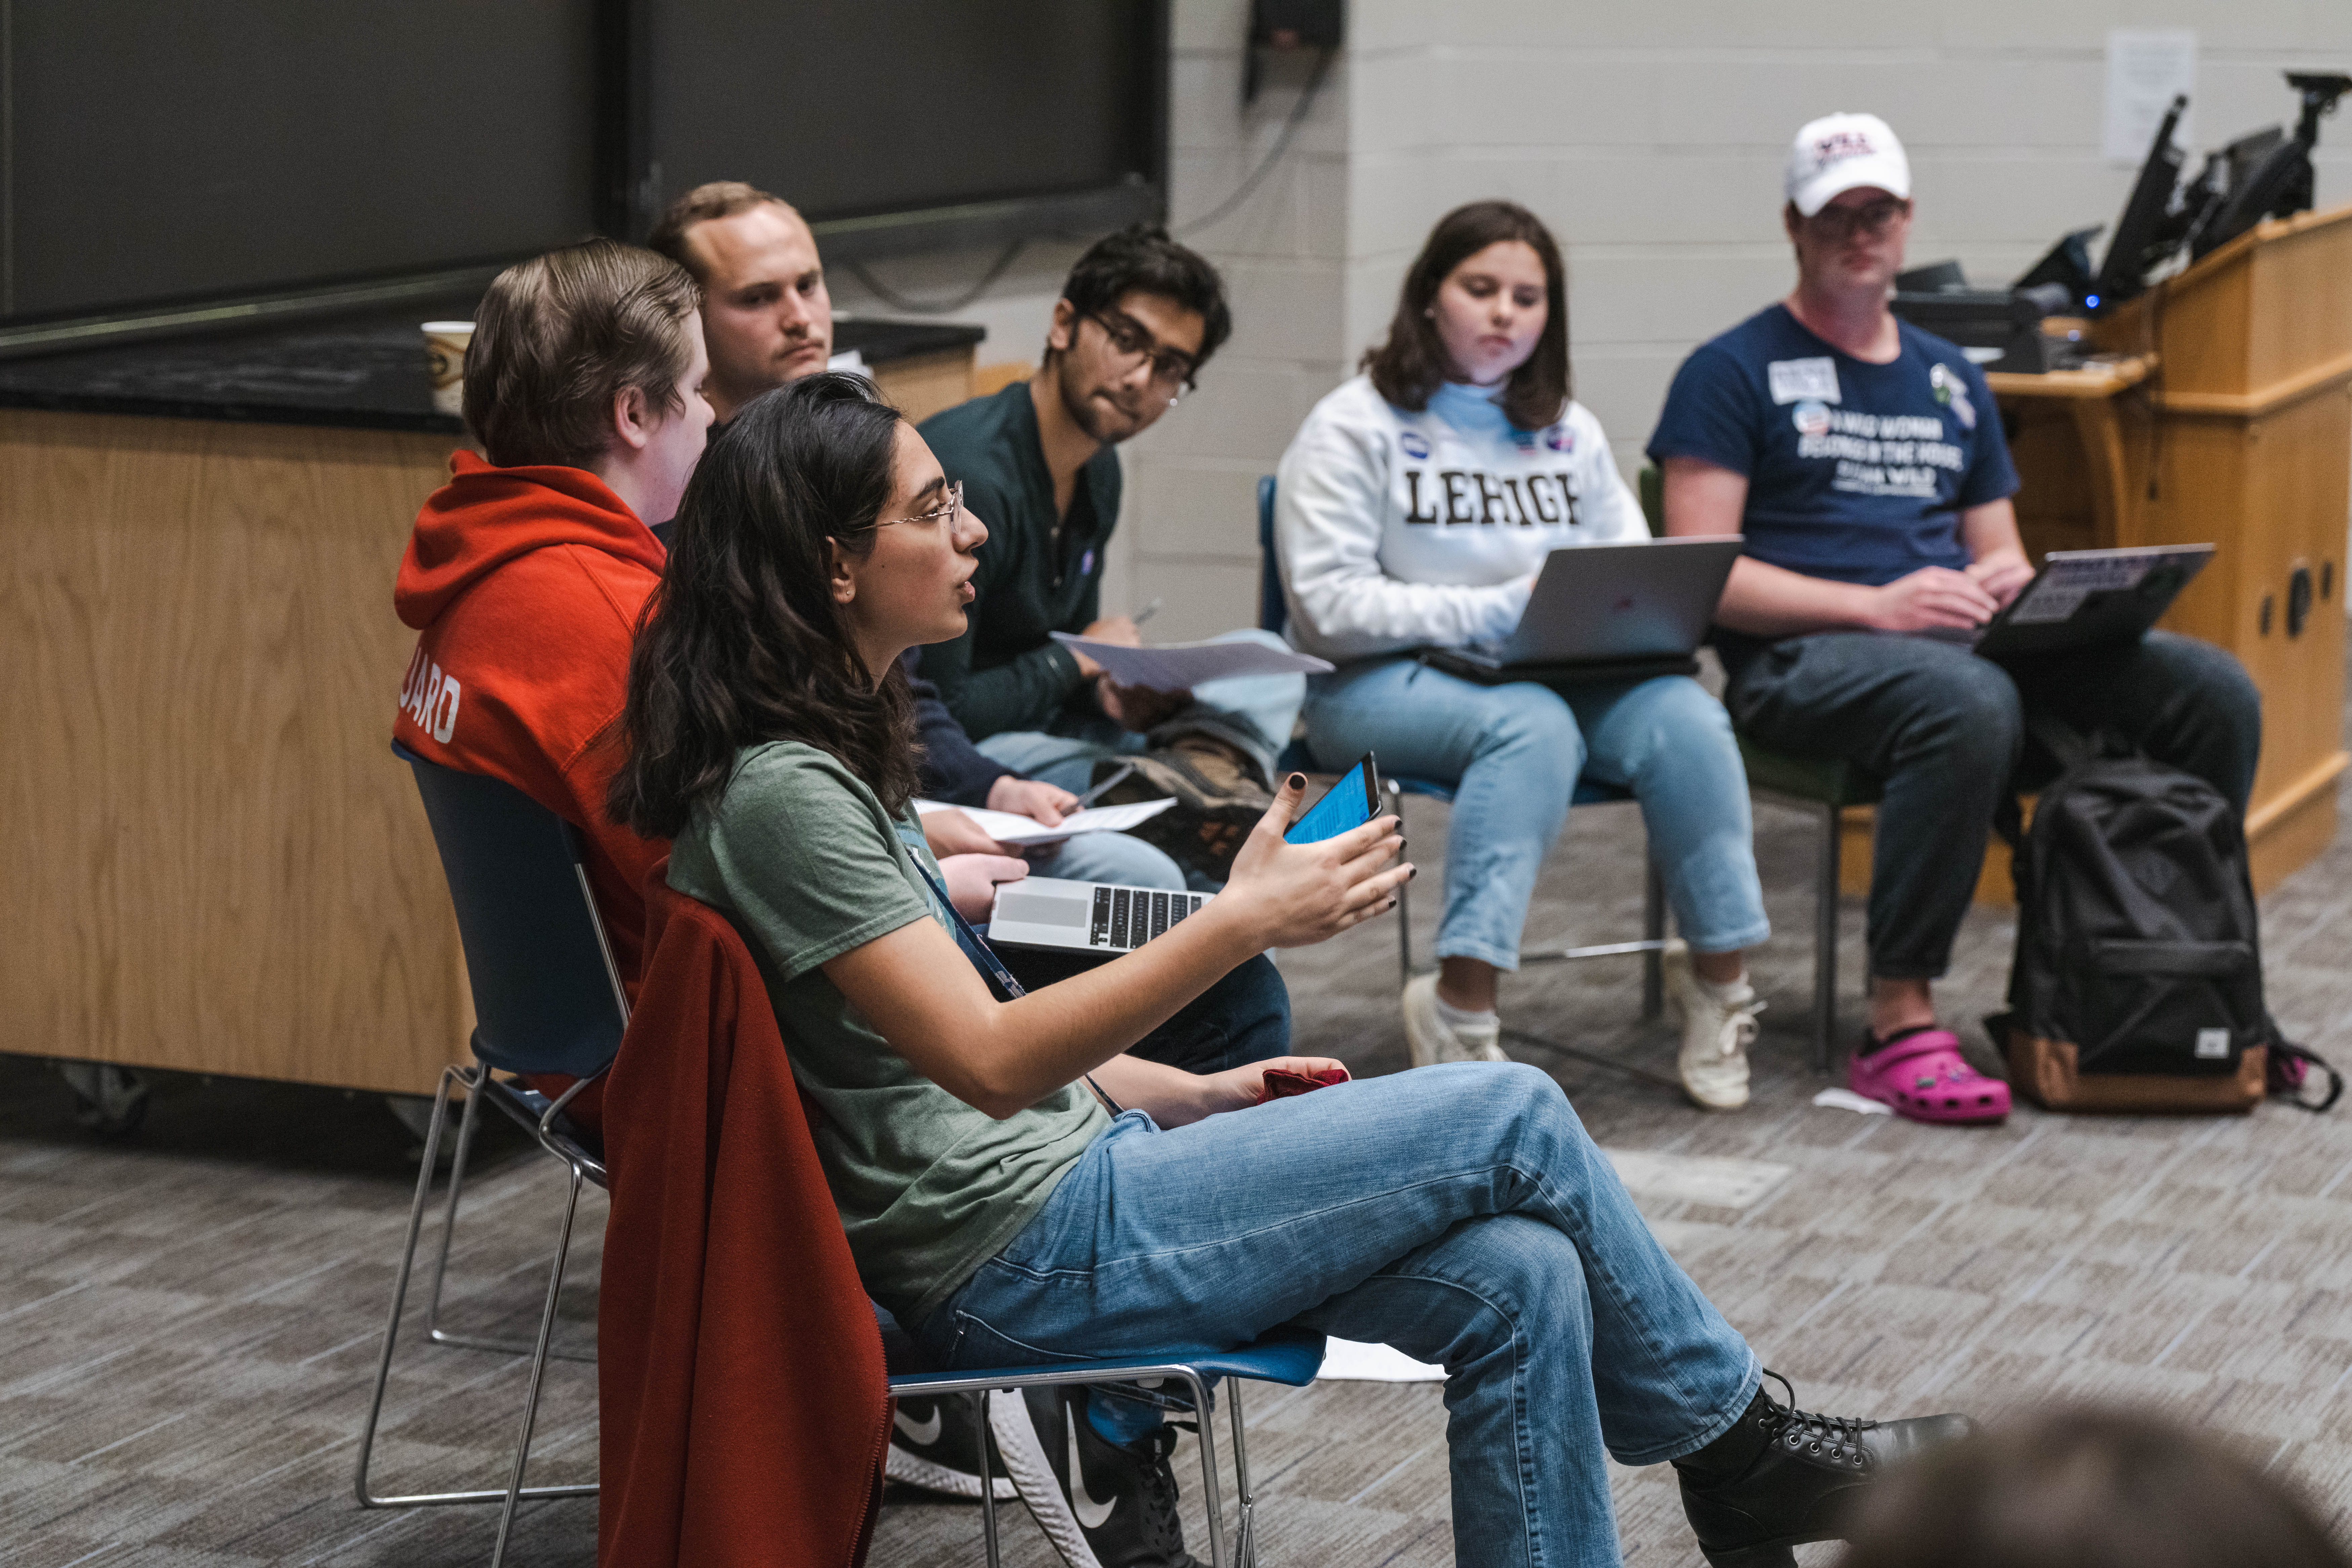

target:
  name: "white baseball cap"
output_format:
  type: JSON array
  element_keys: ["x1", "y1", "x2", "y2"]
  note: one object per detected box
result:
[{"x1": 1785, "y1": 113, "x2": 1910, "y2": 217}]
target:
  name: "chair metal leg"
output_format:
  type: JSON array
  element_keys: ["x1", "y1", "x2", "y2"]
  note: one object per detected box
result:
[
  {"x1": 1815, "y1": 803, "x2": 1841, "y2": 1074},
  {"x1": 425, "y1": 1075, "x2": 595, "y2": 1364},
  {"x1": 975, "y1": 1391, "x2": 1002, "y2": 1568},
  {"x1": 422, "y1": 1066, "x2": 485, "y2": 1345},
  {"x1": 1226, "y1": 1381, "x2": 1257, "y2": 1568},
  {"x1": 1640, "y1": 852, "x2": 1666, "y2": 1020},
  {"x1": 354, "y1": 1064, "x2": 460, "y2": 1507},
  {"x1": 490, "y1": 1161, "x2": 588, "y2": 1567},
  {"x1": 1184, "y1": 1373, "x2": 1229, "y2": 1568}
]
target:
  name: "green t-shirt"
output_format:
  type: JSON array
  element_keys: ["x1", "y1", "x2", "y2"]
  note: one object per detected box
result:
[{"x1": 665, "y1": 740, "x2": 1109, "y2": 1326}]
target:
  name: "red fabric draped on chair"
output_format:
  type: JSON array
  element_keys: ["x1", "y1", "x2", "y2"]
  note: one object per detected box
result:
[{"x1": 597, "y1": 864, "x2": 888, "y2": 1568}]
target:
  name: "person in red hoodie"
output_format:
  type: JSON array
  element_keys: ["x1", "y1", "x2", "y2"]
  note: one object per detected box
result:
[{"x1": 394, "y1": 238, "x2": 714, "y2": 999}]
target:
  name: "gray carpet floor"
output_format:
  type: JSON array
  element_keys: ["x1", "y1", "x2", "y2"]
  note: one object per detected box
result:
[{"x1": 6, "y1": 663, "x2": 2350, "y2": 1566}]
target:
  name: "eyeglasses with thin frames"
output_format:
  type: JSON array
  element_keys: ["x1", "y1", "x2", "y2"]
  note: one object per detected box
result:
[
  {"x1": 880, "y1": 479, "x2": 963, "y2": 530},
  {"x1": 1806, "y1": 197, "x2": 1911, "y2": 241},
  {"x1": 1082, "y1": 309, "x2": 1199, "y2": 399}
]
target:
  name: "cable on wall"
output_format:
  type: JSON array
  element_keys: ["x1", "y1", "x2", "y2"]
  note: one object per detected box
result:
[
  {"x1": 846, "y1": 238, "x2": 1028, "y2": 315},
  {"x1": 1174, "y1": 43, "x2": 1335, "y2": 239}
]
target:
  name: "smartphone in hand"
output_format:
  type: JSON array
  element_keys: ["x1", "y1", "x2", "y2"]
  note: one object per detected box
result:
[{"x1": 1284, "y1": 753, "x2": 1383, "y2": 845}]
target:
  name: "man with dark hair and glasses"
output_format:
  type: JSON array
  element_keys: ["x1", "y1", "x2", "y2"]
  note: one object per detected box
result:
[
  {"x1": 918, "y1": 226, "x2": 1306, "y2": 880},
  {"x1": 1649, "y1": 114, "x2": 2259, "y2": 1126}
]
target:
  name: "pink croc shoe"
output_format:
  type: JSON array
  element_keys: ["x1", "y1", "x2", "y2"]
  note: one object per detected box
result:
[{"x1": 1849, "y1": 1028, "x2": 2011, "y2": 1124}]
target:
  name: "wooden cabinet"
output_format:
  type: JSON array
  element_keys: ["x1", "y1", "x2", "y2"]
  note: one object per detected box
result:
[{"x1": 1, "y1": 345, "x2": 975, "y2": 1094}]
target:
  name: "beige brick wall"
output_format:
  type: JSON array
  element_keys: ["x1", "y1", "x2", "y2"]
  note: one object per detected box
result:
[{"x1": 862, "y1": 1, "x2": 2352, "y2": 638}]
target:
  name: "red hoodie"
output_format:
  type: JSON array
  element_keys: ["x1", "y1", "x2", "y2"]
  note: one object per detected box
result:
[{"x1": 393, "y1": 452, "x2": 668, "y2": 999}]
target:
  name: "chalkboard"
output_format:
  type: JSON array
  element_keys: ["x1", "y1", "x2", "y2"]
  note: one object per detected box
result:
[
  {"x1": 1, "y1": 0, "x2": 599, "y2": 321},
  {"x1": 0, "y1": 0, "x2": 1162, "y2": 326},
  {"x1": 650, "y1": 0, "x2": 1160, "y2": 227}
]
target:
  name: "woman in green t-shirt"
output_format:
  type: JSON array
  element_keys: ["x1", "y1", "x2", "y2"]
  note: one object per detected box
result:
[{"x1": 606, "y1": 374, "x2": 1969, "y2": 1568}]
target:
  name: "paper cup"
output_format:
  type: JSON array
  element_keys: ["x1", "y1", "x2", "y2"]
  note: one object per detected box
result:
[{"x1": 423, "y1": 322, "x2": 474, "y2": 416}]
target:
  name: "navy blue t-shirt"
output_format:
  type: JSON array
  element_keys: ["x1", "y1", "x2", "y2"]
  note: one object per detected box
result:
[{"x1": 1646, "y1": 304, "x2": 2018, "y2": 588}]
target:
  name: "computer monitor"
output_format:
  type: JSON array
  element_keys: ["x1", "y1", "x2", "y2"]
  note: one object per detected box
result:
[
  {"x1": 2088, "y1": 93, "x2": 2188, "y2": 312},
  {"x1": 2195, "y1": 73, "x2": 2351, "y2": 260}
]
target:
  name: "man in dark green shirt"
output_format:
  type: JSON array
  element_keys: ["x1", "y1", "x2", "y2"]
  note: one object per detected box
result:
[{"x1": 918, "y1": 227, "x2": 1305, "y2": 794}]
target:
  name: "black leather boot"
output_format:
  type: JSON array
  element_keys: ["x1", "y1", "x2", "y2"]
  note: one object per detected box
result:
[{"x1": 1672, "y1": 1371, "x2": 1975, "y2": 1567}]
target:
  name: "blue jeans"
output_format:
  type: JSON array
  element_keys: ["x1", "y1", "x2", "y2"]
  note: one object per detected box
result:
[
  {"x1": 1305, "y1": 659, "x2": 1769, "y2": 969},
  {"x1": 1723, "y1": 628, "x2": 2261, "y2": 979},
  {"x1": 1029, "y1": 830, "x2": 1186, "y2": 890},
  {"x1": 917, "y1": 1063, "x2": 1759, "y2": 1568},
  {"x1": 976, "y1": 629, "x2": 1308, "y2": 794}
]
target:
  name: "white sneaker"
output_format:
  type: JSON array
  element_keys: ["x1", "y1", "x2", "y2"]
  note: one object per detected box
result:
[
  {"x1": 1664, "y1": 940, "x2": 1762, "y2": 1112},
  {"x1": 1401, "y1": 972, "x2": 1508, "y2": 1066}
]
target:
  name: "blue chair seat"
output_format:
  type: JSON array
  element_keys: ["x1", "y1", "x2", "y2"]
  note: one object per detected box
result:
[{"x1": 888, "y1": 1325, "x2": 1328, "y2": 1396}]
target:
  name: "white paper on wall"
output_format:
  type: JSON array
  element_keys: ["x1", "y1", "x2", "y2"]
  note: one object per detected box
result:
[{"x1": 2104, "y1": 29, "x2": 2197, "y2": 165}]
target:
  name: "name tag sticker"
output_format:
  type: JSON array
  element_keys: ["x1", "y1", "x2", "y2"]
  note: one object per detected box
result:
[{"x1": 1768, "y1": 357, "x2": 1841, "y2": 406}]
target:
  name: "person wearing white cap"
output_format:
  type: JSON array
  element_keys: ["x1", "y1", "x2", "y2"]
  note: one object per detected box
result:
[{"x1": 1648, "y1": 113, "x2": 2261, "y2": 1126}]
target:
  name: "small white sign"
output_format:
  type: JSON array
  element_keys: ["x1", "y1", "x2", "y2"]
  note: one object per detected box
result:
[
  {"x1": 2197, "y1": 1028, "x2": 2231, "y2": 1059},
  {"x1": 1768, "y1": 357, "x2": 1841, "y2": 406},
  {"x1": 2104, "y1": 30, "x2": 2196, "y2": 165}
]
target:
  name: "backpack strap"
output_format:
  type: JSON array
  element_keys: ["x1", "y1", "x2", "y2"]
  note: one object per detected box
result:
[{"x1": 2266, "y1": 1013, "x2": 2343, "y2": 1113}]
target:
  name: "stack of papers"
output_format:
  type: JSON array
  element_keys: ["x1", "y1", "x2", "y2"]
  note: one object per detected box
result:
[
  {"x1": 913, "y1": 797, "x2": 1176, "y2": 847},
  {"x1": 1048, "y1": 633, "x2": 1331, "y2": 689}
]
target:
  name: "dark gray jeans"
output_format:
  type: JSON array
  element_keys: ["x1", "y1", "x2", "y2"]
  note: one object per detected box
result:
[{"x1": 1723, "y1": 629, "x2": 2261, "y2": 981}]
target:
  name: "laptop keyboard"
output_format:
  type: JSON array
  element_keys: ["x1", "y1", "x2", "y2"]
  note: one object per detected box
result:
[{"x1": 1091, "y1": 886, "x2": 1207, "y2": 950}]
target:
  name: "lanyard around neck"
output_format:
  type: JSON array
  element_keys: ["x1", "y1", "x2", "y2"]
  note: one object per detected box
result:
[{"x1": 908, "y1": 854, "x2": 1124, "y2": 1116}]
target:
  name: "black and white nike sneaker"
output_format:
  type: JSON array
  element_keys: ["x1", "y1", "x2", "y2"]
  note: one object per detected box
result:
[
  {"x1": 885, "y1": 1394, "x2": 1017, "y2": 1500},
  {"x1": 985, "y1": 1384, "x2": 1202, "y2": 1568}
]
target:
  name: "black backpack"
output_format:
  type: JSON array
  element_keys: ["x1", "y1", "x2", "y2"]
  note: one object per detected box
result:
[{"x1": 1993, "y1": 718, "x2": 2338, "y2": 1114}]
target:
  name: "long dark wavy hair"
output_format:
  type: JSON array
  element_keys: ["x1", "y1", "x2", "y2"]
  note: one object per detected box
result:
[
  {"x1": 609, "y1": 373, "x2": 919, "y2": 838},
  {"x1": 1361, "y1": 200, "x2": 1571, "y2": 432}
]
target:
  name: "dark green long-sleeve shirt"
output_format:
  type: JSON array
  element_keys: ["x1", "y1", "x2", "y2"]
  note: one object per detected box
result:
[{"x1": 915, "y1": 381, "x2": 1121, "y2": 741}]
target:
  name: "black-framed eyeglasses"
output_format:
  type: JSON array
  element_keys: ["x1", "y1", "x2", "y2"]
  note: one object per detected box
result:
[
  {"x1": 1806, "y1": 196, "x2": 1911, "y2": 240},
  {"x1": 880, "y1": 479, "x2": 963, "y2": 529},
  {"x1": 1082, "y1": 308, "x2": 1200, "y2": 394}
]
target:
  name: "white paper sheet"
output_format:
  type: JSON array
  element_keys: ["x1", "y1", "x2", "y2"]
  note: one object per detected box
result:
[
  {"x1": 913, "y1": 796, "x2": 1175, "y2": 847},
  {"x1": 1316, "y1": 1338, "x2": 1445, "y2": 1383},
  {"x1": 1049, "y1": 633, "x2": 1332, "y2": 689},
  {"x1": 2104, "y1": 29, "x2": 2196, "y2": 164}
]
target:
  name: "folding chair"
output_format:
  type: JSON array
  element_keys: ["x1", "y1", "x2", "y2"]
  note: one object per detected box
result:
[
  {"x1": 1256, "y1": 477, "x2": 1672, "y2": 1055},
  {"x1": 888, "y1": 1326, "x2": 1327, "y2": 1568},
  {"x1": 354, "y1": 742, "x2": 628, "y2": 1566}
]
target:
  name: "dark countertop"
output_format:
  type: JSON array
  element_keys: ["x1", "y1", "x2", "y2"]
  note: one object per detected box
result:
[{"x1": 0, "y1": 307, "x2": 985, "y2": 434}]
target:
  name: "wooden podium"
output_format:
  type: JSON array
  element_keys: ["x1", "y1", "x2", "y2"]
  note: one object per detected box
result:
[{"x1": 1990, "y1": 201, "x2": 2352, "y2": 894}]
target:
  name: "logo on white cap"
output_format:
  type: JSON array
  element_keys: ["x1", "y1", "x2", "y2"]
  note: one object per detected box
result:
[{"x1": 1786, "y1": 113, "x2": 1910, "y2": 217}]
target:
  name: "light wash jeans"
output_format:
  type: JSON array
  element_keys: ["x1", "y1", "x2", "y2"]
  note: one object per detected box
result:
[
  {"x1": 1305, "y1": 659, "x2": 1769, "y2": 970},
  {"x1": 1030, "y1": 831, "x2": 1186, "y2": 890},
  {"x1": 976, "y1": 629, "x2": 1307, "y2": 795},
  {"x1": 916, "y1": 1063, "x2": 1759, "y2": 1568}
]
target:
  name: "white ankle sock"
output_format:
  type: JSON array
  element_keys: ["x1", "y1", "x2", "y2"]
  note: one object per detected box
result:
[
  {"x1": 1694, "y1": 970, "x2": 1751, "y2": 1003},
  {"x1": 1434, "y1": 993, "x2": 1498, "y2": 1031}
]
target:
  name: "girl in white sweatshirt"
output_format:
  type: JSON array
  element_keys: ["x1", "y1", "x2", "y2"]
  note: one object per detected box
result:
[{"x1": 1273, "y1": 201, "x2": 1769, "y2": 1111}]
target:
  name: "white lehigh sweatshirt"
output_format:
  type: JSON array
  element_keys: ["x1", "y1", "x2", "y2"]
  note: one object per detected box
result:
[{"x1": 1273, "y1": 375, "x2": 1646, "y2": 665}]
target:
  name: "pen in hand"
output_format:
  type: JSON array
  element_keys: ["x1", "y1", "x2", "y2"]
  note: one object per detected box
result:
[
  {"x1": 1132, "y1": 597, "x2": 1165, "y2": 627},
  {"x1": 1070, "y1": 762, "x2": 1137, "y2": 811}
]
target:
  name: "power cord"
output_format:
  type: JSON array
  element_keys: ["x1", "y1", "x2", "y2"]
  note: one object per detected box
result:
[
  {"x1": 844, "y1": 41, "x2": 1336, "y2": 312},
  {"x1": 847, "y1": 238, "x2": 1029, "y2": 316},
  {"x1": 1175, "y1": 44, "x2": 1335, "y2": 238}
]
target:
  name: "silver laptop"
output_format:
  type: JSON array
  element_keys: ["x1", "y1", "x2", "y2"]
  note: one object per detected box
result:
[
  {"x1": 1926, "y1": 544, "x2": 2214, "y2": 658},
  {"x1": 987, "y1": 876, "x2": 1212, "y2": 954},
  {"x1": 1435, "y1": 536, "x2": 1745, "y2": 673}
]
